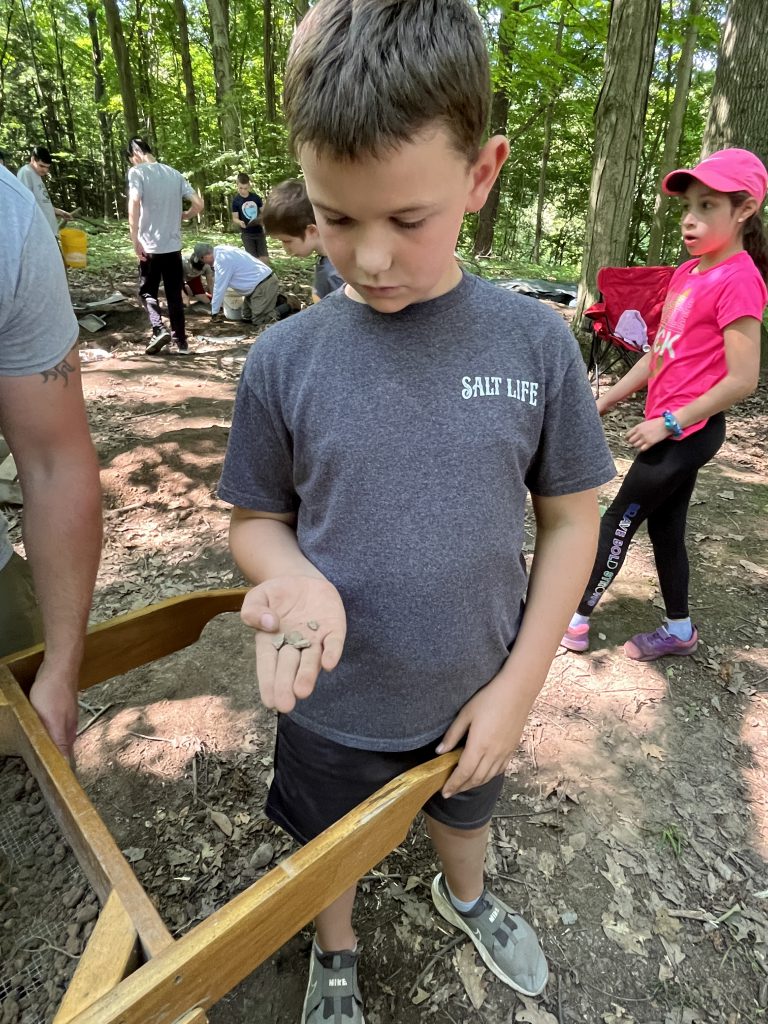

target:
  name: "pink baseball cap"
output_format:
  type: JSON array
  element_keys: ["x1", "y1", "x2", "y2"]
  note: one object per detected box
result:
[{"x1": 662, "y1": 148, "x2": 767, "y2": 204}]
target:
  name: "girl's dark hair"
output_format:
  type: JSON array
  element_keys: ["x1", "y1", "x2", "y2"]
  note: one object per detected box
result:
[{"x1": 729, "y1": 190, "x2": 768, "y2": 283}]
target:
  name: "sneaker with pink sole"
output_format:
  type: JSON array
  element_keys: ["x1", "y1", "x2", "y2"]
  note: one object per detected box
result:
[
  {"x1": 624, "y1": 625, "x2": 698, "y2": 662},
  {"x1": 560, "y1": 623, "x2": 589, "y2": 652}
]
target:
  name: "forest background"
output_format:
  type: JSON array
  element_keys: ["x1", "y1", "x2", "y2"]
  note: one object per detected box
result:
[{"x1": 0, "y1": 0, "x2": 766, "y2": 315}]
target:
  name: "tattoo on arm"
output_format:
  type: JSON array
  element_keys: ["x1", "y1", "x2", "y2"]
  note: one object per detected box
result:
[{"x1": 41, "y1": 358, "x2": 75, "y2": 386}]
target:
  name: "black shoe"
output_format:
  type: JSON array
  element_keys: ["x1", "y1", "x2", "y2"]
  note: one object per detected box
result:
[
  {"x1": 240, "y1": 316, "x2": 253, "y2": 324},
  {"x1": 175, "y1": 341, "x2": 192, "y2": 356},
  {"x1": 145, "y1": 327, "x2": 170, "y2": 355}
]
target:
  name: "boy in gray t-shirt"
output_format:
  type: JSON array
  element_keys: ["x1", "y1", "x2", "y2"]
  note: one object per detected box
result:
[{"x1": 219, "y1": 3, "x2": 614, "y2": 1019}]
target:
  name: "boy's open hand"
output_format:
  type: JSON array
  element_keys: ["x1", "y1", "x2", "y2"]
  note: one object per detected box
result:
[
  {"x1": 437, "y1": 680, "x2": 531, "y2": 798},
  {"x1": 241, "y1": 576, "x2": 346, "y2": 713}
]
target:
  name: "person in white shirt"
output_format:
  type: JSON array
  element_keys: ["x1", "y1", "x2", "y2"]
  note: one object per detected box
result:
[{"x1": 191, "y1": 243, "x2": 298, "y2": 326}]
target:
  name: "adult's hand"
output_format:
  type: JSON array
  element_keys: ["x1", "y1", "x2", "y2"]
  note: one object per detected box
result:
[
  {"x1": 29, "y1": 662, "x2": 79, "y2": 761},
  {"x1": 132, "y1": 239, "x2": 147, "y2": 261},
  {"x1": 241, "y1": 576, "x2": 346, "y2": 713}
]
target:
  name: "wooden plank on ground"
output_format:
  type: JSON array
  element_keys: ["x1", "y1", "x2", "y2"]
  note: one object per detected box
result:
[
  {"x1": 0, "y1": 667, "x2": 173, "y2": 960},
  {"x1": 3, "y1": 588, "x2": 248, "y2": 692},
  {"x1": 53, "y1": 890, "x2": 139, "y2": 1024},
  {"x1": 63, "y1": 751, "x2": 460, "y2": 1024}
]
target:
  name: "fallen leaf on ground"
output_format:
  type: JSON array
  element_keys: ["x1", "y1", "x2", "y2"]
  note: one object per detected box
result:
[
  {"x1": 516, "y1": 996, "x2": 558, "y2": 1022},
  {"x1": 453, "y1": 942, "x2": 487, "y2": 1010},
  {"x1": 210, "y1": 810, "x2": 233, "y2": 837}
]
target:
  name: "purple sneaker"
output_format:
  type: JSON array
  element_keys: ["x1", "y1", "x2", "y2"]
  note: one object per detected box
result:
[
  {"x1": 561, "y1": 623, "x2": 589, "y2": 652},
  {"x1": 624, "y1": 625, "x2": 698, "y2": 662}
]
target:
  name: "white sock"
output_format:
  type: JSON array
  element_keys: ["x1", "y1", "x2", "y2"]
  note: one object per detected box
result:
[
  {"x1": 569, "y1": 613, "x2": 590, "y2": 629},
  {"x1": 445, "y1": 878, "x2": 482, "y2": 914},
  {"x1": 666, "y1": 617, "x2": 693, "y2": 641},
  {"x1": 314, "y1": 938, "x2": 357, "y2": 956}
]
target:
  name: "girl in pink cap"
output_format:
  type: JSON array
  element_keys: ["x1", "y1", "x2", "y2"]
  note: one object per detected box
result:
[{"x1": 562, "y1": 147, "x2": 768, "y2": 660}]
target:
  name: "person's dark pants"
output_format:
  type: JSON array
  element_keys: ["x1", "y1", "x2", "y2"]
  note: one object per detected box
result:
[
  {"x1": 241, "y1": 230, "x2": 269, "y2": 261},
  {"x1": 578, "y1": 413, "x2": 726, "y2": 620},
  {"x1": 138, "y1": 251, "x2": 186, "y2": 344},
  {"x1": 0, "y1": 552, "x2": 43, "y2": 658}
]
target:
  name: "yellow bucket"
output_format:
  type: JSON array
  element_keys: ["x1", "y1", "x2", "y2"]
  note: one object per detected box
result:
[{"x1": 59, "y1": 227, "x2": 88, "y2": 269}]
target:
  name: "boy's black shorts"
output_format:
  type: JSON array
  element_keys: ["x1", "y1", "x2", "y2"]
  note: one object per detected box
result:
[{"x1": 266, "y1": 714, "x2": 505, "y2": 845}]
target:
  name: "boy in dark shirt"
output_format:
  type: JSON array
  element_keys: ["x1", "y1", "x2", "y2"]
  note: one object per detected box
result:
[
  {"x1": 231, "y1": 172, "x2": 269, "y2": 263},
  {"x1": 219, "y1": 2, "x2": 615, "y2": 1020},
  {"x1": 261, "y1": 178, "x2": 345, "y2": 300}
]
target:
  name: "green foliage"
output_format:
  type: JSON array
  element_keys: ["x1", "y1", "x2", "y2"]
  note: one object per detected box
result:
[{"x1": 0, "y1": 0, "x2": 723, "y2": 275}]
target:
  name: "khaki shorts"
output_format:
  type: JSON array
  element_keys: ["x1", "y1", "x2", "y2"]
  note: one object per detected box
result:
[{"x1": 0, "y1": 552, "x2": 43, "y2": 658}]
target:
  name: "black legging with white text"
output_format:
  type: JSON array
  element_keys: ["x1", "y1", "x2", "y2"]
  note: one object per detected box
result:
[{"x1": 577, "y1": 412, "x2": 726, "y2": 620}]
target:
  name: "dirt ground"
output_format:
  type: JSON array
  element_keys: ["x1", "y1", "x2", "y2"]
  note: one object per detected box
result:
[{"x1": 1, "y1": 266, "x2": 767, "y2": 1024}]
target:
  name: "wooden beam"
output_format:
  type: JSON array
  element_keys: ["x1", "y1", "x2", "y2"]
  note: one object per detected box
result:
[
  {"x1": 53, "y1": 890, "x2": 140, "y2": 1024},
  {"x1": 64, "y1": 751, "x2": 460, "y2": 1024},
  {"x1": 0, "y1": 668, "x2": 174, "y2": 959},
  {"x1": 0, "y1": 697, "x2": 22, "y2": 755},
  {"x1": 3, "y1": 589, "x2": 248, "y2": 692}
]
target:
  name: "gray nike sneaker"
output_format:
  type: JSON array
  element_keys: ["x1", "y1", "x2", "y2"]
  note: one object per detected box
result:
[
  {"x1": 431, "y1": 873, "x2": 549, "y2": 996},
  {"x1": 302, "y1": 942, "x2": 366, "y2": 1023}
]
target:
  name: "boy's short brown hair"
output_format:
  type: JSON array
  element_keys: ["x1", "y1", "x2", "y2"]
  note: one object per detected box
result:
[
  {"x1": 236, "y1": 172, "x2": 251, "y2": 185},
  {"x1": 284, "y1": 0, "x2": 490, "y2": 163},
  {"x1": 261, "y1": 179, "x2": 316, "y2": 238}
]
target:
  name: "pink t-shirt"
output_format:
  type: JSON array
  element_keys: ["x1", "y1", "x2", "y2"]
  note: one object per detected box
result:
[{"x1": 646, "y1": 250, "x2": 767, "y2": 438}]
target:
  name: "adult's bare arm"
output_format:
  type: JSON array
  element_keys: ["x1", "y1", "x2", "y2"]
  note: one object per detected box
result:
[{"x1": 0, "y1": 348, "x2": 102, "y2": 757}]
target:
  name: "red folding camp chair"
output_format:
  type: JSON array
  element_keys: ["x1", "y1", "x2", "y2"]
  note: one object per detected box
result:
[{"x1": 585, "y1": 265, "x2": 675, "y2": 394}]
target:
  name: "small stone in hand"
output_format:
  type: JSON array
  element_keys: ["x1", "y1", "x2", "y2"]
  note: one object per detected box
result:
[
  {"x1": 307, "y1": 620, "x2": 319, "y2": 630},
  {"x1": 271, "y1": 633, "x2": 286, "y2": 650},
  {"x1": 285, "y1": 630, "x2": 312, "y2": 650}
]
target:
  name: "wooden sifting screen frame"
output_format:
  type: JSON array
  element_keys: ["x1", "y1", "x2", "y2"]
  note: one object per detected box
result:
[{"x1": 0, "y1": 589, "x2": 458, "y2": 1024}]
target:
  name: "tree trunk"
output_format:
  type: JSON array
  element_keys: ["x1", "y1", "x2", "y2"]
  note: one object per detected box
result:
[
  {"x1": 0, "y1": 0, "x2": 16, "y2": 128},
  {"x1": 49, "y1": 0, "x2": 88, "y2": 210},
  {"x1": 19, "y1": 0, "x2": 58, "y2": 146},
  {"x1": 574, "y1": 0, "x2": 662, "y2": 329},
  {"x1": 173, "y1": 0, "x2": 201, "y2": 149},
  {"x1": 205, "y1": 0, "x2": 239, "y2": 151},
  {"x1": 292, "y1": 0, "x2": 309, "y2": 23},
  {"x1": 531, "y1": 3, "x2": 565, "y2": 264},
  {"x1": 647, "y1": 0, "x2": 702, "y2": 265},
  {"x1": 702, "y1": 0, "x2": 768, "y2": 165},
  {"x1": 263, "y1": 0, "x2": 277, "y2": 123},
  {"x1": 133, "y1": 0, "x2": 157, "y2": 142},
  {"x1": 103, "y1": 0, "x2": 140, "y2": 137},
  {"x1": 87, "y1": 1, "x2": 119, "y2": 217},
  {"x1": 473, "y1": 2, "x2": 518, "y2": 257}
]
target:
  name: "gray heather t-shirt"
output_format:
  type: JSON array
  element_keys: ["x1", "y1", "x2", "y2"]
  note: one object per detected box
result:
[
  {"x1": 0, "y1": 166, "x2": 79, "y2": 570},
  {"x1": 313, "y1": 254, "x2": 344, "y2": 299},
  {"x1": 127, "y1": 162, "x2": 196, "y2": 254},
  {"x1": 17, "y1": 163, "x2": 58, "y2": 236},
  {"x1": 219, "y1": 273, "x2": 615, "y2": 751}
]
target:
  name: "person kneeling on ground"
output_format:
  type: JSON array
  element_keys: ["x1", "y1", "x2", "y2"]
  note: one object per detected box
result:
[
  {"x1": 182, "y1": 252, "x2": 213, "y2": 305},
  {"x1": 261, "y1": 178, "x2": 344, "y2": 302},
  {"x1": 190, "y1": 243, "x2": 299, "y2": 326}
]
